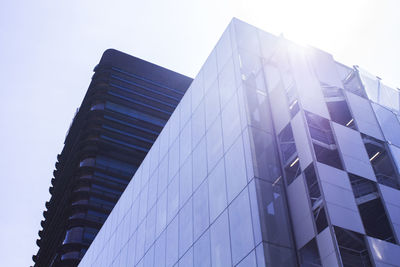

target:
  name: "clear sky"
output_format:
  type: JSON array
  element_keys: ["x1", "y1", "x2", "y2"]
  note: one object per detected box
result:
[{"x1": 0, "y1": 0, "x2": 399, "y2": 266}]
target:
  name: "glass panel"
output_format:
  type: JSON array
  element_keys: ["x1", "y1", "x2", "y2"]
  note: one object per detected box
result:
[
  {"x1": 194, "y1": 230, "x2": 211, "y2": 267},
  {"x1": 169, "y1": 138, "x2": 180, "y2": 181},
  {"x1": 192, "y1": 100, "x2": 206, "y2": 149},
  {"x1": 221, "y1": 92, "x2": 242, "y2": 152},
  {"x1": 179, "y1": 155, "x2": 192, "y2": 208},
  {"x1": 210, "y1": 210, "x2": 232, "y2": 267},
  {"x1": 372, "y1": 103, "x2": 400, "y2": 147},
  {"x1": 218, "y1": 57, "x2": 237, "y2": 109},
  {"x1": 167, "y1": 174, "x2": 179, "y2": 223},
  {"x1": 205, "y1": 80, "x2": 221, "y2": 129},
  {"x1": 208, "y1": 159, "x2": 227, "y2": 223},
  {"x1": 228, "y1": 188, "x2": 255, "y2": 265},
  {"x1": 179, "y1": 199, "x2": 193, "y2": 258},
  {"x1": 180, "y1": 119, "x2": 192, "y2": 165},
  {"x1": 256, "y1": 179, "x2": 293, "y2": 247},
  {"x1": 192, "y1": 137, "x2": 208, "y2": 191},
  {"x1": 193, "y1": 180, "x2": 210, "y2": 240},
  {"x1": 206, "y1": 116, "x2": 224, "y2": 171},
  {"x1": 249, "y1": 127, "x2": 281, "y2": 182},
  {"x1": 154, "y1": 231, "x2": 166, "y2": 267},
  {"x1": 155, "y1": 190, "x2": 167, "y2": 238},
  {"x1": 166, "y1": 216, "x2": 179, "y2": 267},
  {"x1": 225, "y1": 136, "x2": 247, "y2": 202}
]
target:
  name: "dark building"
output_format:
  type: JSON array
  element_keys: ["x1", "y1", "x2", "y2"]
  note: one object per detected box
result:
[{"x1": 33, "y1": 49, "x2": 192, "y2": 267}]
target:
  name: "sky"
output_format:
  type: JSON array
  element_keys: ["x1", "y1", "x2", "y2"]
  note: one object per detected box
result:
[{"x1": 0, "y1": 0, "x2": 399, "y2": 266}]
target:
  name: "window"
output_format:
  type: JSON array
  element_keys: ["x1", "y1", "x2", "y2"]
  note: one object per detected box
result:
[
  {"x1": 349, "y1": 174, "x2": 396, "y2": 243},
  {"x1": 334, "y1": 226, "x2": 372, "y2": 267},
  {"x1": 305, "y1": 111, "x2": 343, "y2": 170},
  {"x1": 362, "y1": 134, "x2": 400, "y2": 189},
  {"x1": 299, "y1": 239, "x2": 322, "y2": 267},
  {"x1": 304, "y1": 165, "x2": 327, "y2": 233},
  {"x1": 278, "y1": 124, "x2": 301, "y2": 184}
]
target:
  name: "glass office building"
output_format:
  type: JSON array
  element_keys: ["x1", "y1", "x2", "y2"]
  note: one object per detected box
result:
[
  {"x1": 33, "y1": 49, "x2": 192, "y2": 267},
  {"x1": 78, "y1": 18, "x2": 400, "y2": 267}
]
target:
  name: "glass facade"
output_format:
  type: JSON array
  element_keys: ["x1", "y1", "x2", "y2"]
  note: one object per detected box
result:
[{"x1": 79, "y1": 19, "x2": 400, "y2": 267}]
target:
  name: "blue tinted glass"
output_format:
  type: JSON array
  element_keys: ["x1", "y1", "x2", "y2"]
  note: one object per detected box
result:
[
  {"x1": 208, "y1": 159, "x2": 228, "y2": 223},
  {"x1": 179, "y1": 156, "x2": 193, "y2": 208},
  {"x1": 210, "y1": 210, "x2": 232, "y2": 267},
  {"x1": 179, "y1": 199, "x2": 193, "y2": 258},
  {"x1": 225, "y1": 136, "x2": 247, "y2": 202},
  {"x1": 166, "y1": 216, "x2": 179, "y2": 267},
  {"x1": 167, "y1": 174, "x2": 179, "y2": 223},
  {"x1": 229, "y1": 188, "x2": 255, "y2": 265},
  {"x1": 193, "y1": 180, "x2": 210, "y2": 240},
  {"x1": 194, "y1": 230, "x2": 211, "y2": 267},
  {"x1": 192, "y1": 137, "x2": 208, "y2": 191}
]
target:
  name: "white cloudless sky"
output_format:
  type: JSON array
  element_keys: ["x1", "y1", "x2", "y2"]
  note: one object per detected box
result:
[{"x1": 0, "y1": 0, "x2": 399, "y2": 266}]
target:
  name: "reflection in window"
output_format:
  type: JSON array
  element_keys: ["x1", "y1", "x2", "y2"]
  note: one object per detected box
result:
[
  {"x1": 334, "y1": 226, "x2": 372, "y2": 267},
  {"x1": 278, "y1": 124, "x2": 301, "y2": 184},
  {"x1": 255, "y1": 179, "x2": 293, "y2": 247},
  {"x1": 63, "y1": 227, "x2": 83, "y2": 244},
  {"x1": 349, "y1": 174, "x2": 396, "y2": 243},
  {"x1": 304, "y1": 165, "x2": 327, "y2": 234},
  {"x1": 281, "y1": 72, "x2": 299, "y2": 118},
  {"x1": 79, "y1": 158, "x2": 95, "y2": 167},
  {"x1": 299, "y1": 238, "x2": 322, "y2": 267},
  {"x1": 320, "y1": 84, "x2": 356, "y2": 129},
  {"x1": 343, "y1": 70, "x2": 367, "y2": 98},
  {"x1": 362, "y1": 134, "x2": 400, "y2": 189},
  {"x1": 305, "y1": 112, "x2": 343, "y2": 170},
  {"x1": 90, "y1": 101, "x2": 105, "y2": 111}
]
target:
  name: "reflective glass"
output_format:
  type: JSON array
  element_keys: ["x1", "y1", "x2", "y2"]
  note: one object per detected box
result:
[
  {"x1": 206, "y1": 116, "x2": 224, "y2": 171},
  {"x1": 147, "y1": 170, "x2": 158, "y2": 210},
  {"x1": 233, "y1": 18, "x2": 260, "y2": 54},
  {"x1": 210, "y1": 210, "x2": 232, "y2": 267},
  {"x1": 208, "y1": 159, "x2": 227, "y2": 223},
  {"x1": 143, "y1": 244, "x2": 154, "y2": 267},
  {"x1": 179, "y1": 199, "x2": 193, "y2": 258},
  {"x1": 166, "y1": 216, "x2": 179, "y2": 267},
  {"x1": 249, "y1": 127, "x2": 281, "y2": 182},
  {"x1": 193, "y1": 180, "x2": 210, "y2": 240},
  {"x1": 169, "y1": 138, "x2": 180, "y2": 181},
  {"x1": 192, "y1": 100, "x2": 206, "y2": 149},
  {"x1": 225, "y1": 135, "x2": 247, "y2": 202},
  {"x1": 158, "y1": 156, "x2": 169, "y2": 197},
  {"x1": 179, "y1": 155, "x2": 192, "y2": 208},
  {"x1": 205, "y1": 80, "x2": 221, "y2": 129},
  {"x1": 155, "y1": 190, "x2": 167, "y2": 237},
  {"x1": 372, "y1": 103, "x2": 400, "y2": 147},
  {"x1": 179, "y1": 247, "x2": 193, "y2": 267},
  {"x1": 218, "y1": 57, "x2": 237, "y2": 109},
  {"x1": 194, "y1": 230, "x2": 211, "y2": 267},
  {"x1": 216, "y1": 26, "x2": 233, "y2": 72},
  {"x1": 135, "y1": 222, "x2": 146, "y2": 265},
  {"x1": 167, "y1": 174, "x2": 179, "y2": 223},
  {"x1": 154, "y1": 231, "x2": 166, "y2": 267},
  {"x1": 203, "y1": 49, "x2": 218, "y2": 91},
  {"x1": 229, "y1": 188, "x2": 255, "y2": 265},
  {"x1": 236, "y1": 250, "x2": 257, "y2": 267},
  {"x1": 180, "y1": 119, "x2": 192, "y2": 166},
  {"x1": 192, "y1": 137, "x2": 208, "y2": 191},
  {"x1": 221, "y1": 92, "x2": 242, "y2": 152},
  {"x1": 256, "y1": 179, "x2": 292, "y2": 247}
]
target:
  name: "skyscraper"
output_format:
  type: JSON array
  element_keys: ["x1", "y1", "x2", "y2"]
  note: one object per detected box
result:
[
  {"x1": 33, "y1": 49, "x2": 192, "y2": 267},
  {"x1": 79, "y1": 18, "x2": 400, "y2": 267}
]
